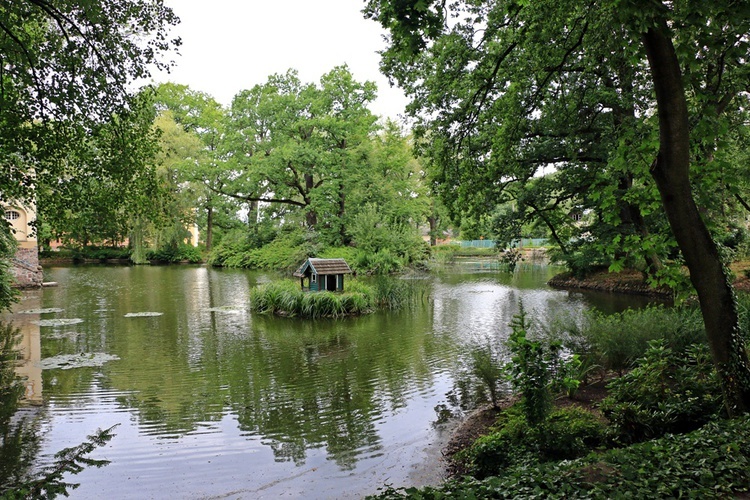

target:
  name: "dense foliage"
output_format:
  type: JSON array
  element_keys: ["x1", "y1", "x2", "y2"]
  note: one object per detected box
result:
[
  {"x1": 458, "y1": 406, "x2": 606, "y2": 480},
  {"x1": 373, "y1": 298, "x2": 750, "y2": 498},
  {"x1": 373, "y1": 415, "x2": 750, "y2": 499},
  {"x1": 0, "y1": 0, "x2": 180, "y2": 306},
  {"x1": 505, "y1": 304, "x2": 580, "y2": 424},
  {"x1": 364, "y1": 0, "x2": 750, "y2": 412},
  {"x1": 601, "y1": 341, "x2": 724, "y2": 444},
  {"x1": 550, "y1": 304, "x2": 706, "y2": 375}
]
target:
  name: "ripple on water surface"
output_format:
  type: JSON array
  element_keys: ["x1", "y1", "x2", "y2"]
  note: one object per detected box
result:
[{"x1": 20, "y1": 265, "x2": 605, "y2": 499}]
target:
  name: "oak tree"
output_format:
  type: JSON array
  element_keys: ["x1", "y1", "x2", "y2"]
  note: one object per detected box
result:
[{"x1": 365, "y1": 0, "x2": 750, "y2": 414}]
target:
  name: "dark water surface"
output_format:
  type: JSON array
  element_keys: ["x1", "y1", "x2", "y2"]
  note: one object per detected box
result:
[{"x1": 3, "y1": 264, "x2": 654, "y2": 499}]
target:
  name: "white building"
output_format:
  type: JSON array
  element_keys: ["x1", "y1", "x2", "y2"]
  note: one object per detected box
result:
[{"x1": 3, "y1": 202, "x2": 43, "y2": 287}]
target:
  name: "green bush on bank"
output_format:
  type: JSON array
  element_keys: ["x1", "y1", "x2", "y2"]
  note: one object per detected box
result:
[
  {"x1": 600, "y1": 341, "x2": 724, "y2": 444},
  {"x1": 41, "y1": 243, "x2": 208, "y2": 264},
  {"x1": 40, "y1": 246, "x2": 131, "y2": 261},
  {"x1": 548, "y1": 304, "x2": 705, "y2": 376},
  {"x1": 210, "y1": 230, "x2": 309, "y2": 271},
  {"x1": 373, "y1": 415, "x2": 750, "y2": 499},
  {"x1": 457, "y1": 406, "x2": 606, "y2": 480},
  {"x1": 146, "y1": 243, "x2": 202, "y2": 263}
]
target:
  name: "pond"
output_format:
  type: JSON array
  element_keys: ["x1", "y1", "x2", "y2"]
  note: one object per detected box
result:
[{"x1": 2, "y1": 264, "x2": 656, "y2": 499}]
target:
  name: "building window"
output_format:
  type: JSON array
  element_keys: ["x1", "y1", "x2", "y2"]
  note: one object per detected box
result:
[
  {"x1": 4, "y1": 210, "x2": 20, "y2": 221},
  {"x1": 311, "y1": 274, "x2": 317, "y2": 284}
]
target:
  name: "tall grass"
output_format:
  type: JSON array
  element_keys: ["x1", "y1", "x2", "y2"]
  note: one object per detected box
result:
[
  {"x1": 371, "y1": 276, "x2": 430, "y2": 310},
  {"x1": 547, "y1": 304, "x2": 706, "y2": 376},
  {"x1": 250, "y1": 280, "x2": 374, "y2": 318},
  {"x1": 249, "y1": 277, "x2": 430, "y2": 318}
]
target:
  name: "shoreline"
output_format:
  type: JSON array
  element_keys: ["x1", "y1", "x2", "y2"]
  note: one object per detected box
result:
[{"x1": 547, "y1": 269, "x2": 673, "y2": 298}]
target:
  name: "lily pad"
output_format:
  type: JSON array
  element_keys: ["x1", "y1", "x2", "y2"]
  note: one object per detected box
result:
[
  {"x1": 33, "y1": 318, "x2": 84, "y2": 327},
  {"x1": 124, "y1": 312, "x2": 163, "y2": 317},
  {"x1": 18, "y1": 308, "x2": 64, "y2": 314},
  {"x1": 39, "y1": 352, "x2": 119, "y2": 370},
  {"x1": 205, "y1": 306, "x2": 245, "y2": 314},
  {"x1": 46, "y1": 331, "x2": 83, "y2": 340}
]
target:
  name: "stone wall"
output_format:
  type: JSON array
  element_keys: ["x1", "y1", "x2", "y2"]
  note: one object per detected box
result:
[
  {"x1": 12, "y1": 246, "x2": 43, "y2": 288},
  {"x1": 520, "y1": 247, "x2": 548, "y2": 264}
]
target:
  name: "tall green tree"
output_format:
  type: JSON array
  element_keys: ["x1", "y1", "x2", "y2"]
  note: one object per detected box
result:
[
  {"x1": 358, "y1": 120, "x2": 431, "y2": 226},
  {"x1": 0, "y1": 0, "x2": 179, "y2": 307},
  {"x1": 36, "y1": 94, "x2": 163, "y2": 249},
  {"x1": 220, "y1": 67, "x2": 378, "y2": 240},
  {"x1": 153, "y1": 83, "x2": 240, "y2": 251},
  {"x1": 0, "y1": 0, "x2": 179, "y2": 203},
  {"x1": 365, "y1": 0, "x2": 750, "y2": 414}
]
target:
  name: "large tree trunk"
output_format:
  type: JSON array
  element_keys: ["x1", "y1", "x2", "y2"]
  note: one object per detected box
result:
[
  {"x1": 617, "y1": 174, "x2": 663, "y2": 276},
  {"x1": 428, "y1": 215, "x2": 437, "y2": 246},
  {"x1": 643, "y1": 22, "x2": 750, "y2": 416},
  {"x1": 304, "y1": 173, "x2": 318, "y2": 229},
  {"x1": 205, "y1": 204, "x2": 213, "y2": 251},
  {"x1": 338, "y1": 181, "x2": 349, "y2": 245},
  {"x1": 611, "y1": 72, "x2": 663, "y2": 276}
]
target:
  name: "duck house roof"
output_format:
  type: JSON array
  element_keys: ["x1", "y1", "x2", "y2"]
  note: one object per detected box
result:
[{"x1": 293, "y1": 258, "x2": 352, "y2": 277}]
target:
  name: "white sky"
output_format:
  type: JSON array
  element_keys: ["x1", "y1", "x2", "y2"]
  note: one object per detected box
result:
[{"x1": 149, "y1": 0, "x2": 409, "y2": 120}]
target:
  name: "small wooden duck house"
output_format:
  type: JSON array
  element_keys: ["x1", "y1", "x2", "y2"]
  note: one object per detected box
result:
[{"x1": 293, "y1": 258, "x2": 352, "y2": 292}]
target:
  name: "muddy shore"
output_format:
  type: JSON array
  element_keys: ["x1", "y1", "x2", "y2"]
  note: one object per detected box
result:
[{"x1": 547, "y1": 269, "x2": 673, "y2": 297}]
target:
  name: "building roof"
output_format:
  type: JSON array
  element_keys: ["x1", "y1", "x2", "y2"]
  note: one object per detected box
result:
[{"x1": 293, "y1": 258, "x2": 352, "y2": 277}]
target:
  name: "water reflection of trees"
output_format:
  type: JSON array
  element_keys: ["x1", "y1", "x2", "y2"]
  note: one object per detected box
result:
[
  {"x1": 107, "y1": 309, "x2": 445, "y2": 469},
  {"x1": 226, "y1": 313, "x2": 443, "y2": 469},
  {"x1": 34, "y1": 267, "x2": 457, "y2": 470},
  {"x1": 0, "y1": 321, "x2": 43, "y2": 491}
]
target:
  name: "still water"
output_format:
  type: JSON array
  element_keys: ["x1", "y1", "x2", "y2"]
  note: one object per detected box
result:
[{"x1": 4, "y1": 264, "x2": 653, "y2": 499}]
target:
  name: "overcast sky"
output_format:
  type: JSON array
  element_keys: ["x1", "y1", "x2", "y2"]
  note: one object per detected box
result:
[{"x1": 150, "y1": 0, "x2": 409, "y2": 120}]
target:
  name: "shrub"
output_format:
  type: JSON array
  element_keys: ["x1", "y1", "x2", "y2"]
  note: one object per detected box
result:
[
  {"x1": 81, "y1": 246, "x2": 130, "y2": 260},
  {"x1": 372, "y1": 416, "x2": 750, "y2": 499},
  {"x1": 505, "y1": 303, "x2": 581, "y2": 424},
  {"x1": 209, "y1": 228, "x2": 308, "y2": 270},
  {"x1": 353, "y1": 249, "x2": 406, "y2": 275},
  {"x1": 553, "y1": 304, "x2": 705, "y2": 376},
  {"x1": 207, "y1": 228, "x2": 250, "y2": 266},
  {"x1": 318, "y1": 246, "x2": 359, "y2": 265},
  {"x1": 44, "y1": 245, "x2": 132, "y2": 262},
  {"x1": 600, "y1": 340, "x2": 724, "y2": 444},
  {"x1": 348, "y1": 204, "x2": 430, "y2": 273},
  {"x1": 459, "y1": 406, "x2": 605, "y2": 479},
  {"x1": 547, "y1": 239, "x2": 609, "y2": 279},
  {"x1": 146, "y1": 243, "x2": 202, "y2": 263}
]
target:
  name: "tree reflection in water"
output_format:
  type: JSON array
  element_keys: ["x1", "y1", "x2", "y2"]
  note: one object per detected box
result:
[{"x1": 0, "y1": 321, "x2": 42, "y2": 492}]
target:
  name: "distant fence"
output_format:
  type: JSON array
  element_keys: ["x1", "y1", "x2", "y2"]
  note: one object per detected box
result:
[
  {"x1": 458, "y1": 239, "x2": 495, "y2": 248},
  {"x1": 455, "y1": 239, "x2": 549, "y2": 249}
]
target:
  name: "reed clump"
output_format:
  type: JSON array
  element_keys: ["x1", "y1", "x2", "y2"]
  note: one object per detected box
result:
[
  {"x1": 249, "y1": 280, "x2": 374, "y2": 318},
  {"x1": 249, "y1": 278, "x2": 429, "y2": 318}
]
